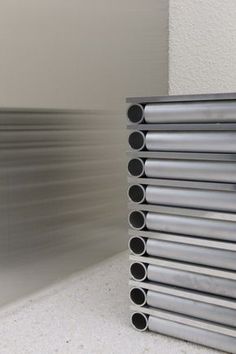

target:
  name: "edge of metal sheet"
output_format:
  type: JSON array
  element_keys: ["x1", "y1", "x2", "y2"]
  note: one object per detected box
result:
[
  {"x1": 128, "y1": 202, "x2": 236, "y2": 222},
  {"x1": 129, "y1": 280, "x2": 236, "y2": 310},
  {"x1": 128, "y1": 177, "x2": 236, "y2": 192},
  {"x1": 0, "y1": 108, "x2": 88, "y2": 114},
  {"x1": 130, "y1": 305, "x2": 236, "y2": 338},
  {"x1": 128, "y1": 123, "x2": 236, "y2": 131},
  {"x1": 127, "y1": 151, "x2": 236, "y2": 161},
  {"x1": 0, "y1": 108, "x2": 114, "y2": 115},
  {"x1": 126, "y1": 92, "x2": 236, "y2": 104},
  {"x1": 129, "y1": 255, "x2": 236, "y2": 280},
  {"x1": 128, "y1": 229, "x2": 236, "y2": 251}
]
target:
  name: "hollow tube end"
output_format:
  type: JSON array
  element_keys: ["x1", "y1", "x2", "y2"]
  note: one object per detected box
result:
[
  {"x1": 127, "y1": 104, "x2": 144, "y2": 124},
  {"x1": 130, "y1": 262, "x2": 147, "y2": 282},
  {"x1": 128, "y1": 184, "x2": 146, "y2": 204},
  {"x1": 128, "y1": 158, "x2": 145, "y2": 177},
  {"x1": 128, "y1": 210, "x2": 146, "y2": 230},
  {"x1": 129, "y1": 287, "x2": 147, "y2": 307},
  {"x1": 128, "y1": 131, "x2": 145, "y2": 151},
  {"x1": 128, "y1": 236, "x2": 146, "y2": 256},
  {"x1": 131, "y1": 312, "x2": 148, "y2": 332}
]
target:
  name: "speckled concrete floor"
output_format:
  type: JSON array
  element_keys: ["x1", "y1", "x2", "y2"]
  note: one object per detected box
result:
[{"x1": 0, "y1": 251, "x2": 223, "y2": 354}]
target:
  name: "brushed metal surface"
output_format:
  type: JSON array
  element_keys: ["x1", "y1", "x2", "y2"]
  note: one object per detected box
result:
[
  {"x1": 127, "y1": 93, "x2": 236, "y2": 353},
  {"x1": 131, "y1": 288, "x2": 236, "y2": 327},
  {"x1": 128, "y1": 183, "x2": 236, "y2": 212},
  {"x1": 128, "y1": 209, "x2": 236, "y2": 239},
  {"x1": 145, "y1": 212, "x2": 236, "y2": 240},
  {"x1": 145, "y1": 131, "x2": 236, "y2": 153},
  {"x1": 131, "y1": 305, "x2": 236, "y2": 338},
  {"x1": 126, "y1": 92, "x2": 236, "y2": 104},
  {"x1": 145, "y1": 185, "x2": 236, "y2": 212},
  {"x1": 128, "y1": 229, "x2": 236, "y2": 251},
  {"x1": 144, "y1": 101, "x2": 236, "y2": 123},
  {"x1": 131, "y1": 262, "x2": 236, "y2": 298},
  {"x1": 131, "y1": 306, "x2": 236, "y2": 352},
  {"x1": 0, "y1": 109, "x2": 126, "y2": 307},
  {"x1": 128, "y1": 176, "x2": 236, "y2": 192},
  {"x1": 145, "y1": 238, "x2": 236, "y2": 270},
  {"x1": 144, "y1": 158, "x2": 236, "y2": 183},
  {"x1": 147, "y1": 315, "x2": 236, "y2": 353},
  {"x1": 129, "y1": 280, "x2": 236, "y2": 309},
  {"x1": 128, "y1": 204, "x2": 236, "y2": 221},
  {"x1": 130, "y1": 255, "x2": 236, "y2": 280},
  {"x1": 128, "y1": 150, "x2": 236, "y2": 161},
  {"x1": 128, "y1": 122, "x2": 236, "y2": 131}
]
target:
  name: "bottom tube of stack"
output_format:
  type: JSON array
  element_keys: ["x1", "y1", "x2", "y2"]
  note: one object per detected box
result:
[{"x1": 131, "y1": 313, "x2": 236, "y2": 354}]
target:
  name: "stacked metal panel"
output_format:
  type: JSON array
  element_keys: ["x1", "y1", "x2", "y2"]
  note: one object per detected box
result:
[
  {"x1": 127, "y1": 93, "x2": 236, "y2": 353},
  {"x1": 0, "y1": 107, "x2": 125, "y2": 306}
]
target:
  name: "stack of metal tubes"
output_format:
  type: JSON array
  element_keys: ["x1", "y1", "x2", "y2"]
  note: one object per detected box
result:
[{"x1": 127, "y1": 93, "x2": 236, "y2": 353}]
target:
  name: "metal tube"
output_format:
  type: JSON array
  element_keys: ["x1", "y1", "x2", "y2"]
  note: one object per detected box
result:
[
  {"x1": 146, "y1": 212, "x2": 236, "y2": 241},
  {"x1": 144, "y1": 158, "x2": 236, "y2": 183},
  {"x1": 129, "y1": 236, "x2": 236, "y2": 270},
  {"x1": 146, "y1": 315, "x2": 236, "y2": 353},
  {"x1": 147, "y1": 238, "x2": 236, "y2": 270},
  {"x1": 130, "y1": 262, "x2": 236, "y2": 298},
  {"x1": 130, "y1": 287, "x2": 236, "y2": 327},
  {"x1": 145, "y1": 185, "x2": 236, "y2": 213},
  {"x1": 145, "y1": 131, "x2": 236, "y2": 153},
  {"x1": 144, "y1": 101, "x2": 236, "y2": 123},
  {"x1": 147, "y1": 263, "x2": 236, "y2": 298}
]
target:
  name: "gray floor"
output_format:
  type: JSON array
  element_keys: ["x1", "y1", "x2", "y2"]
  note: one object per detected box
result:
[{"x1": 0, "y1": 251, "x2": 223, "y2": 354}]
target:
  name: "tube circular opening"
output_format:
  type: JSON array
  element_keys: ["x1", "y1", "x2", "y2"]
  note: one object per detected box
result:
[
  {"x1": 128, "y1": 184, "x2": 145, "y2": 204},
  {"x1": 130, "y1": 262, "x2": 147, "y2": 281},
  {"x1": 127, "y1": 104, "x2": 144, "y2": 124},
  {"x1": 128, "y1": 236, "x2": 146, "y2": 255},
  {"x1": 128, "y1": 131, "x2": 145, "y2": 151},
  {"x1": 130, "y1": 287, "x2": 147, "y2": 306},
  {"x1": 131, "y1": 312, "x2": 148, "y2": 332},
  {"x1": 128, "y1": 211, "x2": 146, "y2": 230},
  {"x1": 128, "y1": 158, "x2": 145, "y2": 177}
]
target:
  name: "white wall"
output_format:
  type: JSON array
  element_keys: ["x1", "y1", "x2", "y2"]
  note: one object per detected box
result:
[
  {"x1": 169, "y1": 0, "x2": 236, "y2": 94},
  {"x1": 0, "y1": 0, "x2": 168, "y2": 109}
]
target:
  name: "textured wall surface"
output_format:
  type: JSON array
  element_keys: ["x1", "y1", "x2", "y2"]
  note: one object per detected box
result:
[{"x1": 169, "y1": 0, "x2": 236, "y2": 94}]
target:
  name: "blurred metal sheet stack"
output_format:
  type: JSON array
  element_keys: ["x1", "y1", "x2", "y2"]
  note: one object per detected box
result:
[
  {"x1": 0, "y1": 107, "x2": 126, "y2": 306},
  {"x1": 127, "y1": 93, "x2": 236, "y2": 353}
]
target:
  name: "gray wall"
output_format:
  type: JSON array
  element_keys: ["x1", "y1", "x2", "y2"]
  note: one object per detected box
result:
[
  {"x1": 0, "y1": 0, "x2": 168, "y2": 108},
  {"x1": 0, "y1": 0, "x2": 168, "y2": 306}
]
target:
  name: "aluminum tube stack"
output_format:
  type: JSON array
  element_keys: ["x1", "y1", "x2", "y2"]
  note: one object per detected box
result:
[{"x1": 127, "y1": 93, "x2": 236, "y2": 354}]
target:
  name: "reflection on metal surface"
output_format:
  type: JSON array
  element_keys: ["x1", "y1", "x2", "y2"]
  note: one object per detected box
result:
[{"x1": 0, "y1": 109, "x2": 126, "y2": 306}]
